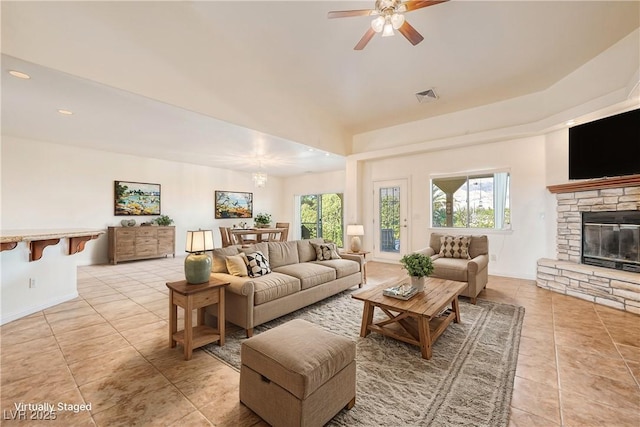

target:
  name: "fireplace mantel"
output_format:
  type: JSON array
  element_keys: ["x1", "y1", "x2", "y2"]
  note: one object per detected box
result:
[{"x1": 547, "y1": 174, "x2": 640, "y2": 194}]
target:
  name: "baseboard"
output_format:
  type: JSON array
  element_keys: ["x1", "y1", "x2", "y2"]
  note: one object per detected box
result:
[
  {"x1": 489, "y1": 270, "x2": 537, "y2": 281},
  {"x1": 0, "y1": 291, "x2": 79, "y2": 326}
]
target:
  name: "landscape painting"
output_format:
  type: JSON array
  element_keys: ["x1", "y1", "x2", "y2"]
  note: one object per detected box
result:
[
  {"x1": 115, "y1": 181, "x2": 161, "y2": 216},
  {"x1": 215, "y1": 191, "x2": 253, "y2": 219}
]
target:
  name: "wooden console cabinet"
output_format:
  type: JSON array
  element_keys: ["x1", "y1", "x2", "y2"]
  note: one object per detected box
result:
[{"x1": 108, "y1": 226, "x2": 175, "y2": 264}]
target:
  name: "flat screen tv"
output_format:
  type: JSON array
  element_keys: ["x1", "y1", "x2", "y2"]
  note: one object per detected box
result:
[{"x1": 568, "y1": 108, "x2": 640, "y2": 180}]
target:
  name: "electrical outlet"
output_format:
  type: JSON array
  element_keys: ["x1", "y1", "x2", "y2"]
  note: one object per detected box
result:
[
  {"x1": 490, "y1": 254, "x2": 497, "y2": 261},
  {"x1": 29, "y1": 278, "x2": 36, "y2": 288}
]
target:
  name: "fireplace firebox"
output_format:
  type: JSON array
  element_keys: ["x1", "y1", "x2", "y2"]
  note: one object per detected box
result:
[{"x1": 582, "y1": 211, "x2": 640, "y2": 272}]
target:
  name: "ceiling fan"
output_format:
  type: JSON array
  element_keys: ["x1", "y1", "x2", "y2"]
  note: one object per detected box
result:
[{"x1": 328, "y1": 0, "x2": 448, "y2": 50}]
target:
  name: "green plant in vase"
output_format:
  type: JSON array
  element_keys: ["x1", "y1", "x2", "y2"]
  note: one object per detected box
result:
[
  {"x1": 399, "y1": 253, "x2": 434, "y2": 292},
  {"x1": 155, "y1": 215, "x2": 174, "y2": 226},
  {"x1": 254, "y1": 212, "x2": 272, "y2": 228}
]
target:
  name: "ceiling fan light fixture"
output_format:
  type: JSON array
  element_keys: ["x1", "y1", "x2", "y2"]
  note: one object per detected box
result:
[
  {"x1": 381, "y1": 21, "x2": 394, "y2": 37},
  {"x1": 390, "y1": 13, "x2": 405, "y2": 29},
  {"x1": 371, "y1": 15, "x2": 385, "y2": 32}
]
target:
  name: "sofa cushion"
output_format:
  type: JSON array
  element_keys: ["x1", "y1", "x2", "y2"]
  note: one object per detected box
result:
[
  {"x1": 245, "y1": 251, "x2": 272, "y2": 277},
  {"x1": 432, "y1": 258, "x2": 469, "y2": 282},
  {"x1": 312, "y1": 259, "x2": 359, "y2": 279},
  {"x1": 252, "y1": 272, "x2": 302, "y2": 305},
  {"x1": 311, "y1": 242, "x2": 341, "y2": 261},
  {"x1": 240, "y1": 243, "x2": 269, "y2": 261},
  {"x1": 297, "y1": 238, "x2": 326, "y2": 263},
  {"x1": 268, "y1": 241, "x2": 300, "y2": 268},
  {"x1": 273, "y1": 263, "x2": 337, "y2": 290},
  {"x1": 439, "y1": 235, "x2": 471, "y2": 259},
  {"x1": 211, "y1": 246, "x2": 240, "y2": 273},
  {"x1": 226, "y1": 253, "x2": 249, "y2": 277}
]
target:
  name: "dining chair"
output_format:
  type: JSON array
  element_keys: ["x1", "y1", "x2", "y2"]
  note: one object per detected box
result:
[
  {"x1": 275, "y1": 222, "x2": 289, "y2": 241},
  {"x1": 219, "y1": 227, "x2": 233, "y2": 247}
]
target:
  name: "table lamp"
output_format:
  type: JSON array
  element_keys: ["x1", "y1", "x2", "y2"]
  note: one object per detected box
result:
[
  {"x1": 346, "y1": 224, "x2": 364, "y2": 252},
  {"x1": 184, "y1": 229, "x2": 214, "y2": 284}
]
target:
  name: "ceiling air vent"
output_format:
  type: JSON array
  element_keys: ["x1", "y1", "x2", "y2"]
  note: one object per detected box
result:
[{"x1": 415, "y1": 88, "x2": 438, "y2": 103}]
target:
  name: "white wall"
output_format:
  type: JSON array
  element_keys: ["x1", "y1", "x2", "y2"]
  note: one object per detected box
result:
[
  {"x1": 355, "y1": 136, "x2": 548, "y2": 280},
  {"x1": 352, "y1": 29, "x2": 639, "y2": 154},
  {"x1": 544, "y1": 128, "x2": 570, "y2": 258},
  {"x1": 1, "y1": 135, "x2": 286, "y2": 322}
]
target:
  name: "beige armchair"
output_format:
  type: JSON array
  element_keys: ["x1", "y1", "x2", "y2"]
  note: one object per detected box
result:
[{"x1": 415, "y1": 233, "x2": 489, "y2": 304}]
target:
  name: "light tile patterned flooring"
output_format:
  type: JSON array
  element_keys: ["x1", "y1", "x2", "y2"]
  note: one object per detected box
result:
[{"x1": 1, "y1": 257, "x2": 638, "y2": 426}]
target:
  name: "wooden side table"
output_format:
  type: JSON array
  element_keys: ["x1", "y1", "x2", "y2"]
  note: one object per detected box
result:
[
  {"x1": 167, "y1": 278, "x2": 229, "y2": 360},
  {"x1": 344, "y1": 251, "x2": 371, "y2": 284}
]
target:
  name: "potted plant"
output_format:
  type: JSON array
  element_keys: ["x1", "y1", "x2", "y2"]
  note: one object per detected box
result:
[
  {"x1": 399, "y1": 253, "x2": 434, "y2": 292},
  {"x1": 254, "y1": 212, "x2": 272, "y2": 228},
  {"x1": 155, "y1": 215, "x2": 174, "y2": 226}
]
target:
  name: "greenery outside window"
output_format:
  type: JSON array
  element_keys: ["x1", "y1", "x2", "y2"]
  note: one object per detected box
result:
[
  {"x1": 300, "y1": 193, "x2": 344, "y2": 247},
  {"x1": 431, "y1": 171, "x2": 510, "y2": 229}
]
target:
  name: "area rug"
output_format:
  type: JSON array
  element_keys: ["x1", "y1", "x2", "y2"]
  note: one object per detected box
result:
[{"x1": 204, "y1": 290, "x2": 524, "y2": 427}]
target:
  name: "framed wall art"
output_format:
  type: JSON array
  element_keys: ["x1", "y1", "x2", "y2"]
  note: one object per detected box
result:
[
  {"x1": 215, "y1": 191, "x2": 253, "y2": 219},
  {"x1": 114, "y1": 181, "x2": 161, "y2": 216}
]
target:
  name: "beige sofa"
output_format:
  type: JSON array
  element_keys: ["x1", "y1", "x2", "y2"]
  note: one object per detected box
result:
[
  {"x1": 415, "y1": 233, "x2": 489, "y2": 304},
  {"x1": 207, "y1": 238, "x2": 363, "y2": 337}
]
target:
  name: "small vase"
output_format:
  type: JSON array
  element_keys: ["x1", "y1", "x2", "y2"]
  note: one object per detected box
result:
[{"x1": 410, "y1": 276, "x2": 425, "y2": 292}]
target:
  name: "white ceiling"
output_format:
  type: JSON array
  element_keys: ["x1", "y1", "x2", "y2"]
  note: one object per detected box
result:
[{"x1": 2, "y1": 1, "x2": 639, "y2": 177}]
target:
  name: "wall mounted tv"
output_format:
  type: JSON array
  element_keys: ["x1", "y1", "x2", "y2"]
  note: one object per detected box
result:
[{"x1": 568, "y1": 108, "x2": 640, "y2": 180}]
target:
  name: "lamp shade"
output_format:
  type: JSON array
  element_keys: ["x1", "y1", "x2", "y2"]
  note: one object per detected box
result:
[
  {"x1": 185, "y1": 230, "x2": 214, "y2": 253},
  {"x1": 346, "y1": 225, "x2": 364, "y2": 236}
]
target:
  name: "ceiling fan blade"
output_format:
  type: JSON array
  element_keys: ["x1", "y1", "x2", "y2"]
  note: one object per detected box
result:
[
  {"x1": 327, "y1": 9, "x2": 375, "y2": 19},
  {"x1": 354, "y1": 28, "x2": 376, "y2": 50},
  {"x1": 398, "y1": 21, "x2": 424, "y2": 46},
  {"x1": 402, "y1": 0, "x2": 449, "y2": 13}
]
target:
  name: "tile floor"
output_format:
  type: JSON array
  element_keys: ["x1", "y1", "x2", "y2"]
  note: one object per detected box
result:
[{"x1": 1, "y1": 257, "x2": 638, "y2": 426}]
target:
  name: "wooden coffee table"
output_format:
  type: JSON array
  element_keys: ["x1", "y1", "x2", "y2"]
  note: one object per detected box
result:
[{"x1": 352, "y1": 276, "x2": 466, "y2": 359}]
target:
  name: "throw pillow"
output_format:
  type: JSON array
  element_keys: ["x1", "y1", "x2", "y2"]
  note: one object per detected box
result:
[
  {"x1": 244, "y1": 251, "x2": 271, "y2": 277},
  {"x1": 225, "y1": 253, "x2": 248, "y2": 277},
  {"x1": 439, "y1": 235, "x2": 471, "y2": 259},
  {"x1": 311, "y1": 242, "x2": 341, "y2": 261}
]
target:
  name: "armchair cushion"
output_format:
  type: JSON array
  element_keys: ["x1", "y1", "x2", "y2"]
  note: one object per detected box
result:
[{"x1": 439, "y1": 235, "x2": 471, "y2": 259}]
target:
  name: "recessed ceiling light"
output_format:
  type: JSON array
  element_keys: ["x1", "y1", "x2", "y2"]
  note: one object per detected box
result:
[
  {"x1": 8, "y1": 70, "x2": 30, "y2": 79},
  {"x1": 57, "y1": 109, "x2": 73, "y2": 115}
]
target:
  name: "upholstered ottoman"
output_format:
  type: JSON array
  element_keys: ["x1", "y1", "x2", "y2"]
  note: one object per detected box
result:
[{"x1": 240, "y1": 319, "x2": 356, "y2": 427}]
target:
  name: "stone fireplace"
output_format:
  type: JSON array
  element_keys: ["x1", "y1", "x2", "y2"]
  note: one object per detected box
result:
[
  {"x1": 582, "y1": 211, "x2": 640, "y2": 272},
  {"x1": 536, "y1": 175, "x2": 640, "y2": 314}
]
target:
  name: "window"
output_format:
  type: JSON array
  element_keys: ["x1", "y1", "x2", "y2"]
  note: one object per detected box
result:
[
  {"x1": 431, "y1": 172, "x2": 510, "y2": 229},
  {"x1": 300, "y1": 193, "x2": 344, "y2": 247}
]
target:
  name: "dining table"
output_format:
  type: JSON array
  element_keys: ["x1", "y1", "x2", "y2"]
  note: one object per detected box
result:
[{"x1": 229, "y1": 227, "x2": 287, "y2": 245}]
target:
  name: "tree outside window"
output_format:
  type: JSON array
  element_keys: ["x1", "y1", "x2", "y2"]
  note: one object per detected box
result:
[
  {"x1": 300, "y1": 193, "x2": 343, "y2": 247},
  {"x1": 432, "y1": 172, "x2": 510, "y2": 229}
]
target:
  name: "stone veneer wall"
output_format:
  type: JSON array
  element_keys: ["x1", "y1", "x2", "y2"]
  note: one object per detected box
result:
[{"x1": 536, "y1": 185, "x2": 640, "y2": 314}]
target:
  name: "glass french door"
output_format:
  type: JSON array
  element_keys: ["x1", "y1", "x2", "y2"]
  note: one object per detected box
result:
[
  {"x1": 299, "y1": 193, "x2": 344, "y2": 247},
  {"x1": 373, "y1": 180, "x2": 408, "y2": 261}
]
